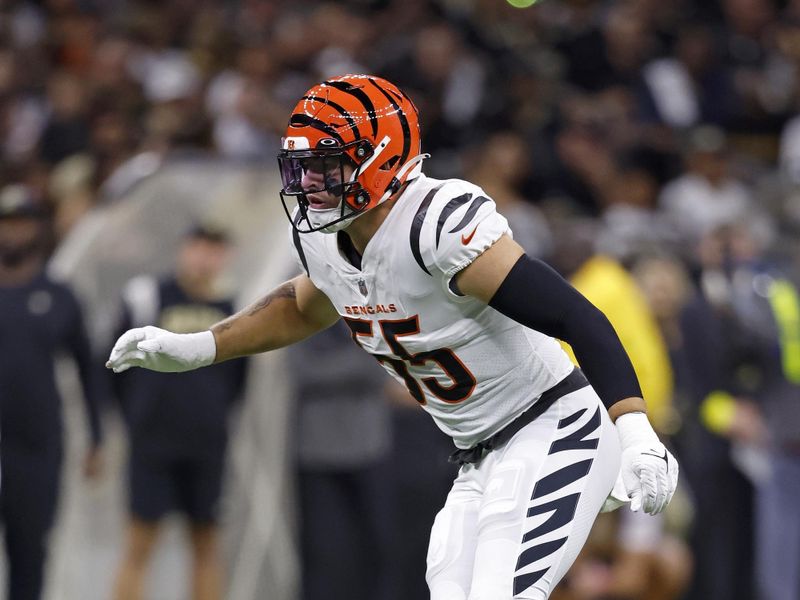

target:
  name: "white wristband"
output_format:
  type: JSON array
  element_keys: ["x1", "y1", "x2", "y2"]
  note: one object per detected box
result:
[
  {"x1": 186, "y1": 330, "x2": 217, "y2": 368},
  {"x1": 615, "y1": 412, "x2": 658, "y2": 449}
]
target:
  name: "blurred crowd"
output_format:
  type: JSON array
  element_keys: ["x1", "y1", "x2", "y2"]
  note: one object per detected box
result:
[{"x1": 3, "y1": 0, "x2": 800, "y2": 598}]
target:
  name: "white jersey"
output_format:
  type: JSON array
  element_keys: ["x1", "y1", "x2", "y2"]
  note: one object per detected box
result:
[{"x1": 289, "y1": 174, "x2": 574, "y2": 448}]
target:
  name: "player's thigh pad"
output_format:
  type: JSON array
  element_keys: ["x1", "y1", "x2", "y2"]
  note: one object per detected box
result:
[
  {"x1": 431, "y1": 387, "x2": 621, "y2": 600},
  {"x1": 427, "y1": 476, "x2": 481, "y2": 600}
]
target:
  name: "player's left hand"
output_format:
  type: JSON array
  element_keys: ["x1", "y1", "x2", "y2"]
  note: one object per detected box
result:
[{"x1": 615, "y1": 412, "x2": 679, "y2": 515}]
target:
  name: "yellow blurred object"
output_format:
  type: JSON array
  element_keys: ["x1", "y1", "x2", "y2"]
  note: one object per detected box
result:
[
  {"x1": 767, "y1": 278, "x2": 800, "y2": 384},
  {"x1": 506, "y1": 0, "x2": 537, "y2": 7},
  {"x1": 699, "y1": 390, "x2": 737, "y2": 435},
  {"x1": 562, "y1": 256, "x2": 674, "y2": 431}
]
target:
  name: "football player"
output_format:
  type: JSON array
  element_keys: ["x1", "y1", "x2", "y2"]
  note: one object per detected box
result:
[{"x1": 107, "y1": 74, "x2": 678, "y2": 600}]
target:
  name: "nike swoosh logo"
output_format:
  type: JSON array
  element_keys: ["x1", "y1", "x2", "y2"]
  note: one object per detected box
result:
[
  {"x1": 642, "y1": 449, "x2": 669, "y2": 465},
  {"x1": 461, "y1": 224, "x2": 479, "y2": 245}
]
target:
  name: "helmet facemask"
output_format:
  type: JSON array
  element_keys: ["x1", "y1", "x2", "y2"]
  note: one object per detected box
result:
[{"x1": 279, "y1": 137, "x2": 383, "y2": 234}]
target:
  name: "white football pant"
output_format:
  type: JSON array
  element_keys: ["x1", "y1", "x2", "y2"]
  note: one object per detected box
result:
[{"x1": 426, "y1": 386, "x2": 621, "y2": 599}]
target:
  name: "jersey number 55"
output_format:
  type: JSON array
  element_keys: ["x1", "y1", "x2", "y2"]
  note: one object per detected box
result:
[{"x1": 344, "y1": 315, "x2": 477, "y2": 405}]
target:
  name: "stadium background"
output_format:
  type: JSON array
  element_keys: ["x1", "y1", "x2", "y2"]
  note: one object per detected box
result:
[{"x1": 1, "y1": 0, "x2": 798, "y2": 598}]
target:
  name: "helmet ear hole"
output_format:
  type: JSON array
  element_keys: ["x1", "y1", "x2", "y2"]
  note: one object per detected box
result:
[{"x1": 379, "y1": 155, "x2": 400, "y2": 171}]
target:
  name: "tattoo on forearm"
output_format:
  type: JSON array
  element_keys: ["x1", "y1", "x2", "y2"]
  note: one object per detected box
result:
[
  {"x1": 211, "y1": 282, "x2": 297, "y2": 336},
  {"x1": 246, "y1": 282, "x2": 297, "y2": 316},
  {"x1": 213, "y1": 320, "x2": 234, "y2": 333}
]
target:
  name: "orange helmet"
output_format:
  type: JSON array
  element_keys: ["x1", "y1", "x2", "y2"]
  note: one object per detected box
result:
[{"x1": 278, "y1": 74, "x2": 426, "y2": 233}]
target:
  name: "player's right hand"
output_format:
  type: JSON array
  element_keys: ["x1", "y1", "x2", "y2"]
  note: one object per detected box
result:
[
  {"x1": 615, "y1": 412, "x2": 679, "y2": 515},
  {"x1": 106, "y1": 326, "x2": 217, "y2": 373},
  {"x1": 619, "y1": 440, "x2": 678, "y2": 514}
]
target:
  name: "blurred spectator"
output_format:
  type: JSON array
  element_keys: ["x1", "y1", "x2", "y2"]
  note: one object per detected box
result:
[
  {"x1": 554, "y1": 221, "x2": 675, "y2": 432},
  {"x1": 384, "y1": 20, "x2": 489, "y2": 175},
  {"x1": 309, "y1": 3, "x2": 371, "y2": 78},
  {"x1": 632, "y1": 254, "x2": 695, "y2": 435},
  {"x1": 596, "y1": 152, "x2": 679, "y2": 263},
  {"x1": 721, "y1": 0, "x2": 775, "y2": 71},
  {"x1": 719, "y1": 0, "x2": 787, "y2": 130},
  {"x1": 640, "y1": 22, "x2": 738, "y2": 128},
  {"x1": 0, "y1": 184, "x2": 103, "y2": 600},
  {"x1": 554, "y1": 509, "x2": 692, "y2": 600},
  {"x1": 551, "y1": 93, "x2": 619, "y2": 215},
  {"x1": 38, "y1": 70, "x2": 91, "y2": 165},
  {"x1": 112, "y1": 226, "x2": 247, "y2": 600},
  {"x1": 674, "y1": 221, "x2": 769, "y2": 600},
  {"x1": 205, "y1": 41, "x2": 283, "y2": 159},
  {"x1": 659, "y1": 125, "x2": 754, "y2": 244},
  {"x1": 47, "y1": 153, "x2": 96, "y2": 240},
  {"x1": 779, "y1": 109, "x2": 800, "y2": 185},
  {"x1": 125, "y1": 7, "x2": 201, "y2": 107},
  {"x1": 286, "y1": 320, "x2": 397, "y2": 600},
  {"x1": 692, "y1": 219, "x2": 800, "y2": 600},
  {"x1": 548, "y1": 85, "x2": 665, "y2": 217},
  {"x1": 467, "y1": 131, "x2": 553, "y2": 258},
  {"x1": 558, "y1": 2, "x2": 657, "y2": 93}
]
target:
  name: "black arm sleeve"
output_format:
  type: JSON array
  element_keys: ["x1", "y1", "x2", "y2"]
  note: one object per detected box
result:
[{"x1": 488, "y1": 255, "x2": 643, "y2": 408}]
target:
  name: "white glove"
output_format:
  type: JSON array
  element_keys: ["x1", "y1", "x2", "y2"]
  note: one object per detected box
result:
[
  {"x1": 615, "y1": 412, "x2": 679, "y2": 515},
  {"x1": 106, "y1": 326, "x2": 217, "y2": 373}
]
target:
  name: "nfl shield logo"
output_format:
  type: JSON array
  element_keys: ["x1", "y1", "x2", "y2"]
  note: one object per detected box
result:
[{"x1": 358, "y1": 278, "x2": 368, "y2": 297}]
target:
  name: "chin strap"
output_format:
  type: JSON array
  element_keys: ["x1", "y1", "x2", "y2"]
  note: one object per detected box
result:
[
  {"x1": 399, "y1": 152, "x2": 430, "y2": 180},
  {"x1": 309, "y1": 201, "x2": 355, "y2": 233}
]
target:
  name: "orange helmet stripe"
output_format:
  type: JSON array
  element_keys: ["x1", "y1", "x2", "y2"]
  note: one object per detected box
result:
[
  {"x1": 323, "y1": 79, "x2": 379, "y2": 137},
  {"x1": 301, "y1": 95, "x2": 361, "y2": 140},
  {"x1": 288, "y1": 113, "x2": 345, "y2": 145},
  {"x1": 367, "y1": 77, "x2": 411, "y2": 165}
]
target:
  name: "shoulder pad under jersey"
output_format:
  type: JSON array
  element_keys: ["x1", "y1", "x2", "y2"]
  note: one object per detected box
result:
[{"x1": 408, "y1": 179, "x2": 510, "y2": 279}]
